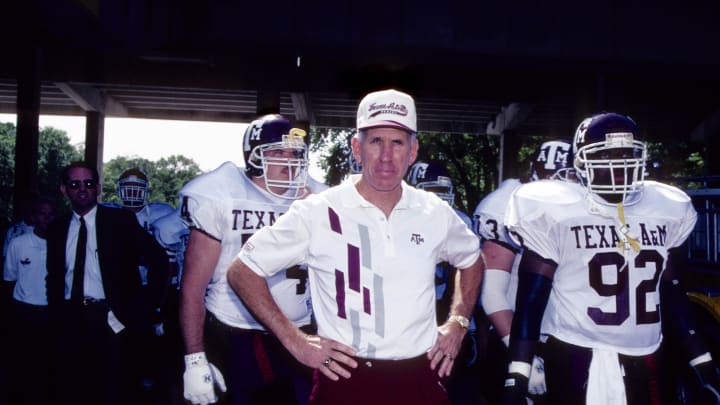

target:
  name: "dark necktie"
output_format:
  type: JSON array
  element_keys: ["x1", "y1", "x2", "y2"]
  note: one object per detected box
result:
[{"x1": 71, "y1": 216, "x2": 87, "y2": 301}]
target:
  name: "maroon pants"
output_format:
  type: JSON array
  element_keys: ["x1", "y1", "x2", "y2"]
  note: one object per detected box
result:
[{"x1": 309, "y1": 355, "x2": 450, "y2": 405}]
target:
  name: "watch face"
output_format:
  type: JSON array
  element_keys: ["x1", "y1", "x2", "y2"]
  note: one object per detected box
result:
[{"x1": 452, "y1": 315, "x2": 468, "y2": 328}]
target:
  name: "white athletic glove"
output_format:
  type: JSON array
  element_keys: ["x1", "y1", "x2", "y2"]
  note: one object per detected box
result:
[
  {"x1": 527, "y1": 355, "x2": 546, "y2": 395},
  {"x1": 183, "y1": 352, "x2": 227, "y2": 405}
]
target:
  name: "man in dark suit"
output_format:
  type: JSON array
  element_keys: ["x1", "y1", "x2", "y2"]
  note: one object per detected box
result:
[{"x1": 46, "y1": 161, "x2": 170, "y2": 405}]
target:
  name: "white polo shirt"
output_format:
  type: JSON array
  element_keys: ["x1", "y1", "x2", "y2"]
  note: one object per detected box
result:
[
  {"x1": 239, "y1": 175, "x2": 481, "y2": 359},
  {"x1": 4, "y1": 231, "x2": 48, "y2": 306}
]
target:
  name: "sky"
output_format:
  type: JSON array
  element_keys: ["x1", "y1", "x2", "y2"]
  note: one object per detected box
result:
[{"x1": 0, "y1": 113, "x2": 326, "y2": 179}]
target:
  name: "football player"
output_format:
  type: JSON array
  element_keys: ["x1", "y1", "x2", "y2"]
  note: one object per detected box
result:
[
  {"x1": 116, "y1": 168, "x2": 175, "y2": 395},
  {"x1": 407, "y1": 160, "x2": 474, "y2": 320},
  {"x1": 502, "y1": 113, "x2": 720, "y2": 404},
  {"x1": 152, "y1": 201, "x2": 190, "y2": 290},
  {"x1": 117, "y1": 168, "x2": 175, "y2": 235},
  {"x1": 179, "y1": 114, "x2": 319, "y2": 405},
  {"x1": 148, "y1": 203, "x2": 190, "y2": 403},
  {"x1": 474, "y1": 138, "x2": 573, "y2": 403},
  {"x1": 116, "y1": 168, "x2": 174, "y2": 287}
]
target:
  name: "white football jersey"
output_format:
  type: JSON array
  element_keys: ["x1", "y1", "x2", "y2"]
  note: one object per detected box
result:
[
  {"x1": 473, "y1": 178, "x2": 522, "y2": 248},
  {"x1": 180, "y1": 161, "x2": 312, "y2": 330},
  {"x1": 135, "y1": 202, "x2": 175, "y2": 234},
  {"x1": 505, "y1": 180, "x2": 697, "y2": 355},
  {"x1": 473, "y1": 178, "x2": 523, "y2": 312},
  {"x1": 152, "y1": 208, "x2": 189, "y2": 286},
  {"x1": 239, "y1": 176, "x2": 481, "y2": 359}
]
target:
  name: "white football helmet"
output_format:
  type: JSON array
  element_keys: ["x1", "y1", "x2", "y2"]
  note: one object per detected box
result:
[{"x1": 117, "y1": 168, "x2": 149, "y2": 208}]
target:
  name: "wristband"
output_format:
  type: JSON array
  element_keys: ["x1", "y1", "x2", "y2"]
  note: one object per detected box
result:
[
  {"x1": 509, "y1": 360, "x2": 532, "y2": 378},
  {"x1": 185, "y1": 352, "x2": 209, "y2": 368},
  {"x1": 690, "y1": 352, "x2": 713, "y2": 367}
]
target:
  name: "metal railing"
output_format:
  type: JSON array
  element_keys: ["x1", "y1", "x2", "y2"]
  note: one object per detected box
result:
[{"x1": 679, "y1": 176, "x2": 720, "y2": 270}]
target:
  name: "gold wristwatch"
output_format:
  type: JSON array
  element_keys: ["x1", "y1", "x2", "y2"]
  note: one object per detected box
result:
[{"x1": 448, "y1": 314, "x2": 469, "y2": 329}]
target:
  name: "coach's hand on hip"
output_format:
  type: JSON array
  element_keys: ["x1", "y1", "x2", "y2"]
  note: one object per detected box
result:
[
  {"x1": 428, "y1": 314, "x2": 468, "y2": 377},
  {"x1": 289, "y1": 332, "x2": 357, "y2": 380}
]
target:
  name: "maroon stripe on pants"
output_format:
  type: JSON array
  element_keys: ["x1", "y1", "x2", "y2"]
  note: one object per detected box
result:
[
  {"x1": 252, "y1": 333, "x2": 274, "y2": 384},
  {"x1": 309, "y1": 355, "x2": 450, "y2": 405}
]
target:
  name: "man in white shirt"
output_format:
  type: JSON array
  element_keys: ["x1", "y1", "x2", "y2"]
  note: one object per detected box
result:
[
  {"x1": 3, "y1": 196, "x2": 55, "y2": 405},
  {"x1": 227, "y1": 89, "x2": 484, "y2": 405}
]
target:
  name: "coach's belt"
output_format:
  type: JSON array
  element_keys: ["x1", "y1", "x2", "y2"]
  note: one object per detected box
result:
[
  {"x1": 82, "y1": 296, "x2": 106, "y2": 306},
  {"x1": 356, "y1": 354, "x2": 428, "y2": 369}
]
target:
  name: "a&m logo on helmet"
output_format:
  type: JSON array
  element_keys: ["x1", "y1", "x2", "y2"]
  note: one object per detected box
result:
[
  {"x1": 407, "y1": 162, "x2": 429, "y2": 184},
  {"x1": 247, "y1": 124, "x2": 263, "y2": 143},
  {"x1": 573, "y1": 118, "x2": 592, "y2": 147},
  {"x1": 536, "y1": 141, "x2": 570, "y2": 169}
]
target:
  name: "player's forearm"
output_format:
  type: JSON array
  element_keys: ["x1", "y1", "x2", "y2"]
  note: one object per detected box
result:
[
  {"x1": 226, "y1": 257, "x2": 303, "y2": 350},
  {"x1": 449, "y1": 255, "x2": 484, "y2": 318},
  {"x1": 179, "y1": 285, "x2": 207, "y2": 354}
]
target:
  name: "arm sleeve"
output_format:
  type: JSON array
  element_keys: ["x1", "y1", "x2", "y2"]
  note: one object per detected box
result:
[
  {"x1": 508, "y1": 249, "x2": 555, "y2": 365},
  {"x1": 481, "y1": 268, "x2": 512, "y2": 316}
]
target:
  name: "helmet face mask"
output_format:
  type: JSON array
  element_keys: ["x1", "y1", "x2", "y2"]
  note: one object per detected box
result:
[
  {"x1": 407, "y1": 161, "x2": 455, "y2": 205},
  {"x1": 243, "y1": 115, "x2": 309, "y2": 199},
  {"x1": 117, "y1": 169, "x2": 149, "y2": 208},
  {"x1": 253, "y1": 132, "x2": 309, "y2": 199},
  {"x1": 573, "y1": 114, "x2": 647, "y2": 204}
]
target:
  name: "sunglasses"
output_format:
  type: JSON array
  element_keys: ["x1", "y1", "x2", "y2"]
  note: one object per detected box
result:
[{"x1": 67, "y1": 179, "x2": 97, "y2": 190}]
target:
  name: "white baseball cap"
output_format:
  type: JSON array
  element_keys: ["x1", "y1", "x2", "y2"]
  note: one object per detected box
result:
[{"x1": 356, "y1": 89, "x2": 417, "y2": 133}]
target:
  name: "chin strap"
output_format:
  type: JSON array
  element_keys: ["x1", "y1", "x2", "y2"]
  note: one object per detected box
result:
[
  {"x1": 586, "y1": 196, "x2": 641, "y2": 256},
  {"x1": 616, "y1": 202, "x2": 641, "y2": 253}
]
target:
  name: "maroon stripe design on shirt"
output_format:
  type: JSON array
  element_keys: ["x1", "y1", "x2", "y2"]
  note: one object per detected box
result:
[
  {"x1": 348, "y1": 244, "x2": 360, "y2": 292},
  {"x1": 329, "y1": 207, "x2": 342, "y2": 234},
  {"x1": 335, "y1": 269, "x2": 346, "y2": 319},
  {"x1": 363, "y1": 287, "x2": 371, "y2": 315}
]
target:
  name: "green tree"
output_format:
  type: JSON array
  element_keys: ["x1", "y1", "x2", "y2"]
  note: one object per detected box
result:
[
  {"x1": 0, "y1": 122, "x2": 16, "y2": 219},
  {"x1": 645, "y1": 141, "x2": 706, "y2": 188},
  {"x1": 310, "y1": 128, "x2": 355, "y2": 187},
  {"x1": 0, "y1": 122, "x2": 83, "y2": 219},
  {"x1": 415, "y1": 132, "x2": 501, "y2": 214},
  {"x1": 101, "y1": 155, "x2": 201, "y2": 206},
  {"x1": 312, "y1": 128, "x2": 503, "y2": 214},
  {"x1": 38, "y1": 127, "x2": 84, "y2": 210},
  {"x1": 151, "y1": 155, "x2": 202, "y2": 205}
]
